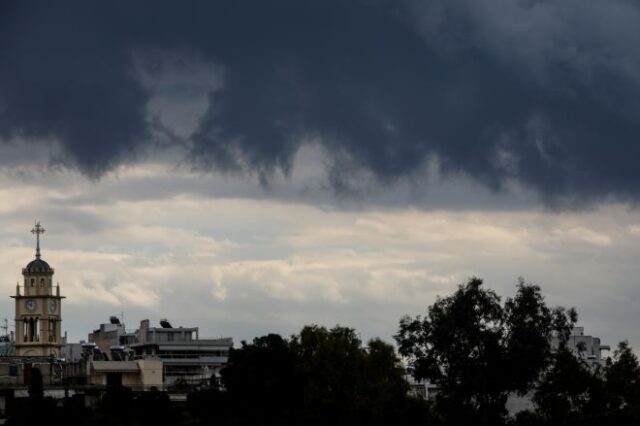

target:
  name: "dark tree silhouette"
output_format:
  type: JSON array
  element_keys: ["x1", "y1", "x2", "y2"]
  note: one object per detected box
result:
[
  {"x1": 602, "y1": 341, "x2": 640, "y2": 422},
  {"x1": 218, "y1": 333, "x2": 299, "y2": 425},
  {"x1": 186, "y1": 325, "x2": 432, "y2": 426},
  {"x1": 396, "y1": 277, "x2": 576, "y2": 426},
  {"x1": 533, "y1": 347, "x2": 595, "y2": 423},
  {"x1": 289, "y1": 325, "x2": 411, "y2": 424}
]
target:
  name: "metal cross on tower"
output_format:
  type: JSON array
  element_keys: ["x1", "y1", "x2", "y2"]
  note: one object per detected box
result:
[{"x1": 31, "y1": 221, "x2": 45, "y2": 259}]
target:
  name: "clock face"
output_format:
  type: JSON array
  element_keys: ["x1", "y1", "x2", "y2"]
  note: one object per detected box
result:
[
  {"x1": 25, "y1": 299, "x2": 37, "y2": 312},
  {"x1": 49, "y1": 299, "x2": 57, "y2": 314}
]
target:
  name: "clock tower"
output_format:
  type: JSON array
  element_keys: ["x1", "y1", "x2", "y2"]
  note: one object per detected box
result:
[{"x1": 12, "y1": 222, "x2": 64, "y2": 357}]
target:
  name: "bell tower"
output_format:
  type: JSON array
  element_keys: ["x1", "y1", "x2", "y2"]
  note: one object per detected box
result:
[{"x1": 11, "y1": 222, "x2": 65, "y2": 357}]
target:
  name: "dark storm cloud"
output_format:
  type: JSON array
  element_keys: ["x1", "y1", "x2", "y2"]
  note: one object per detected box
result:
[
  {"x1": 1, "y1": 0, "x2": 640, "y2": 204},
  {"x1": 0, "y1": 1, "x2": 150, "y2": 175}
]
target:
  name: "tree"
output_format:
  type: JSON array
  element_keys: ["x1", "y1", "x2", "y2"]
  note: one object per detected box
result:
[
  {"x1": 396, "y1": 277, "x2": 576, "y2": 426},
  {"x1": 532, "y1": 347, "x2": 597, "y2": 423},
  {"x1": 290, "y1": 325, "x2": 413, "y2": 424},
  {"x1": 196, "y1": 325, "x2": 430, "y2": 426},
  {"x1": 603, "y1": 341, "x2": 640, "y2": 420},
  {"x1": 222, "y1": 333, "x2": 297, "y2": 400},
  {"x1": 217, "y1": 333, "x2": 299, "y2": 425}
]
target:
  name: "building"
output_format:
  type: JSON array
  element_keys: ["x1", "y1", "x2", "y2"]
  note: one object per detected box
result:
[
  {"x1": 130, "y1": 320, "x2": 233, "y2": 386},
  {"x1": 10, "y1": 222, "x2": 64, "y2": 357},
  {"x1": 61, "y1": 334, "x2": 84, "y2": 363},
  {"x1": 87, "y1": 360, "x2": 163, "y2": 389},
  {"x1": 564, "y1": 326, "x2": 611, "y2": 368},
  {"x1": 88, "y1": 316, "x2": 130, "y2": 356},
  {"x1": 549, "y1": 326, "x2": 610, "y2": 368},
  {"x1": 405, "y1": 372, "x2": 437, "y2": 400},
  {"x1": 86, "y1": 317, "x2": 233, "y2": 387},
  {"x1": 131, "y1": 319, "x2": 232, "y2": 386}
]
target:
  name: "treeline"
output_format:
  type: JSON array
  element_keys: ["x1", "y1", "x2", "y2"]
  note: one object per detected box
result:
[{"x1": 8, "y1": 278, "x2": 640, "y2": 426}]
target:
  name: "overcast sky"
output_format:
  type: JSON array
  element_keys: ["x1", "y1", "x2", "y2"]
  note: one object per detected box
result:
[{"x1": 1, "y1": 0, "x2": 640, "y2": 349}]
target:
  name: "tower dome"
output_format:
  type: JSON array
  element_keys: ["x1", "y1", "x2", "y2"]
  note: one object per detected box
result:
[{"x1": 24, "y1": 258, "x2": 52, "y2": 274}]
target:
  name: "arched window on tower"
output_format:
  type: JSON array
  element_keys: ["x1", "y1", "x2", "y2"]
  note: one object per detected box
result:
[
  {"x1": 28, "y1": 318, "x2": 34, "y2": 342},
  {"x1": 23, "y1": 319, "x2": 28, "y2": 342},
  {"x1": 35, "y1": 318, "x2": 40, "y2": 342},
  {"x1": 49, "y1": 319, "x2": 56, "y2": 341},
  {"x1": 30, "y1": 278, "x2": 34, "y2": 287}
]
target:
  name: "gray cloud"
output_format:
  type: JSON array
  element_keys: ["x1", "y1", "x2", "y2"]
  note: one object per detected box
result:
[
  {"x1": 0, "y1": 164, "x2": 638, "y2": 346},
  {"x1": 1, "y1": 0, "x2": 640, "y2": 205}
]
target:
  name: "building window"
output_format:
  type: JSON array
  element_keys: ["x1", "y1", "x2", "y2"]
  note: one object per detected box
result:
[
  {"x1": 30, "y1": 278, "x2": 34, "y2": 287},
  {"x1": 49, "y1": 319, "x2": 56, "y2": 341},
  {"x1": 28, "y1": 318, "x2": 34, "y2": 342}
]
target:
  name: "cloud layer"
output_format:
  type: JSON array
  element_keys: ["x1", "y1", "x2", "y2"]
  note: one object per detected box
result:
[
  {"x1": 2, "y1": 0, "x2": 640, "y2": 205},
  {"x1": 0, "y1": 163, "x2": 636, "y2": 349}
]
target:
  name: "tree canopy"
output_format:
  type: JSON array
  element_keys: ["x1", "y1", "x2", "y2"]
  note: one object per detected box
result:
[
  {"x1": 191, "y1": 325, "x2": 432, "y2": 426},
  {"x1": 395, "y1": 277, "x2": 577, "y2": 425}
]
